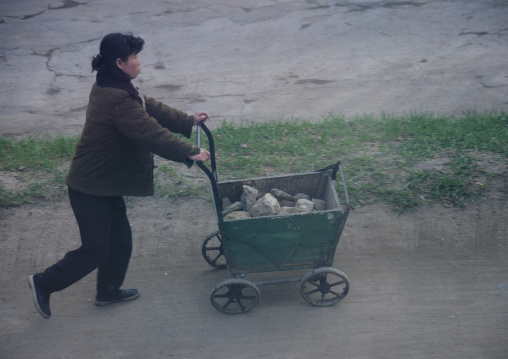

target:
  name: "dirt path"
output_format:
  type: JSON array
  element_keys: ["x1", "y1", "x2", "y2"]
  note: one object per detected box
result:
[{"x1": 1, "y1": 195, "x2": 507, "y2": 358}]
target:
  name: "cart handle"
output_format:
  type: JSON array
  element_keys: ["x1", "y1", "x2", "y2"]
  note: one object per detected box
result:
[
  {"x1": 195, "y1": 123, "x2": 223, "y2": 216},
  {"x1": 196, "y1": 123, "x2": 217, "y2": 177}
]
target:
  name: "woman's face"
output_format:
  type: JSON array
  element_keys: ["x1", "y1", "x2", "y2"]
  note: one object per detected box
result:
[{"x1": 116, "y1": 53, "x2": 141, "y2": 79}]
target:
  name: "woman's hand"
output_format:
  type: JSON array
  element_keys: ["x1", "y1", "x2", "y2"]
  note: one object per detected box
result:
[
  {"x1": 193, "y1": 111, "x2": 209, "y2": 125},
  {"x1": 188, "y1": 148, "x2": 210, "y2": 162}
]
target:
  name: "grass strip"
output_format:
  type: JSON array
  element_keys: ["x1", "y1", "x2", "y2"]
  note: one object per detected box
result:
[{"x1": 1, "y1": 111, "x2": 506, "y2": 212}]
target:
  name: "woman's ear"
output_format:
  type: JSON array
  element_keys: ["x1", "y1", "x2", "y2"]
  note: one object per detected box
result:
[{"x1": 116, "y1": 58, "x2": 124, "y2": 70}]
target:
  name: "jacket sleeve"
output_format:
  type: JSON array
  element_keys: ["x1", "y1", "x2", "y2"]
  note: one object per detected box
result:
[
  {"x1": 144, "y1": 95, "x2": 195, "y2": 138},
  {"x1": 112, "y1": 92, "x2": 199, "y2": 163}
]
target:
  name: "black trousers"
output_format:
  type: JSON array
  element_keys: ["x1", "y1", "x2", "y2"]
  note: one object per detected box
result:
[{"x1": 40, "y1": 188, "x2": 133, "y2": 296}]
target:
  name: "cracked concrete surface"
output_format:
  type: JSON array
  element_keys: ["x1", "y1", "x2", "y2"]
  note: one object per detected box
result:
[{"x1": 1, "y1": 0, "x2": 507, "y2": 136}]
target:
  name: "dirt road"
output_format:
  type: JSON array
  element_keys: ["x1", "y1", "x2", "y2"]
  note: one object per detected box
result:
[{"x1": 1, "y1": 194, "x2": 507, "y2": 358}]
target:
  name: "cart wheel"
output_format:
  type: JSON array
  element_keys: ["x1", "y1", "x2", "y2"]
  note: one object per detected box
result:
[
  {"x1": 201, "y1": 230, "x2": 227, "y2": 269},
  {"x1": 300, "y1": 267, "x2": 349, "y2": 307},
  {"x1": 210, "y1": 278, "x2": 260, "y2": 314}
]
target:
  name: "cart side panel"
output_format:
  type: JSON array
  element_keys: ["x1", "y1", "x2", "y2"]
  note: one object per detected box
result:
[
  {"x1": 323, "y1": 172, "x2": 341, "y2": 210},
  {"x1": 221, "y1": 209, "x2": 348, "y2": 273}
]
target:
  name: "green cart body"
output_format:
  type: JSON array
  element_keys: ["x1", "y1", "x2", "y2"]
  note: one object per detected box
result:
[
  {"x1": 196, "y1": 124, "x2": 351, "y2": 314},
  {"x1": 217, "y1": 171, "x2": 349, "y2": 275}
]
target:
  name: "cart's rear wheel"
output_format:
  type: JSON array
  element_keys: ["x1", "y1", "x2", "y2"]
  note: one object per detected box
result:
[
  {"x1": 300, "y1": 267, "x2": 349, "y2": 307},
  {"x1": 210, "y1": 278, "x2": 260, "y2": 314},
  {"x1": 201, "y1": 230, "x2": 226, "y2": 269}
]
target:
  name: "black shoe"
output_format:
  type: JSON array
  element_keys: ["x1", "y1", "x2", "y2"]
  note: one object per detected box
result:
[
  {"x1": 95, "y1": 289, "x2": 140, "y2": 306},
  {"x1": 28, "y1": 274, "x2": 51, "y2": 319}
]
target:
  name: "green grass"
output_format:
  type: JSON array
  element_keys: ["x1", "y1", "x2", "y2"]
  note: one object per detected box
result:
[
  {"x1": 0, "y1": 135, "x2": 78, "y2": 170},
  {"x1": 1, "y1": 111, "x2": 507, "y2": 212},
  {"x1": 154, "y1": 162, "x2": 204, "y2": 199},
  {"x1": 0, "y1": 135, "x2": 79, "y2": 206}
]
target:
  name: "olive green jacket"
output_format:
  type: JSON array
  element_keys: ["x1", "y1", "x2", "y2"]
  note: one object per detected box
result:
[{"x1": 66, "y1": 83, "x2": 199, "y2": 196}]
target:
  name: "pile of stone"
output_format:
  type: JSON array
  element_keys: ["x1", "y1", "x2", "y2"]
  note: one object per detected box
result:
[{"x1": 222, "y1": 185, "x2": 326, "y2": 221}]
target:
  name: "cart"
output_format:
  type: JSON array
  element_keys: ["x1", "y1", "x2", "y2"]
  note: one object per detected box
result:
[{"x1": 195, "y1": 123, "x2": 351, "y2": 314}]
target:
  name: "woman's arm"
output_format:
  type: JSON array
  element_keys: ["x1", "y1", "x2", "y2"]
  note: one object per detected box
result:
[
  {"x1": 112, "y1": 93, "x2": 199, "y2": 163},
  {"x1": 143, "y1": 95, "x2": 195, "y2": 137}
]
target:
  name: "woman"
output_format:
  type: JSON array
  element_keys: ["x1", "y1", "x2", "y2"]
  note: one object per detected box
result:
[{"x1": 29, "y1": 33, "x2": 210, "y2": 319}]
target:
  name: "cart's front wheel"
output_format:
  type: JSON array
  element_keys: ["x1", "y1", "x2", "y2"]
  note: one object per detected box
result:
[
  {"x1": 201, "y1": 230, "x2": 226, "y2": 269},
  {"x1": 210, "y1": 278, "x2": 260, "y2": 314},
  {"x1": 300, "y1": 267, "x2": 349, "y2": 307}
]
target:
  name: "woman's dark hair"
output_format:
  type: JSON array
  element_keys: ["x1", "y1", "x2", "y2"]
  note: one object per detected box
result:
[{"x1": 91, "y1": 33, "x2": 145, "y2": 78}]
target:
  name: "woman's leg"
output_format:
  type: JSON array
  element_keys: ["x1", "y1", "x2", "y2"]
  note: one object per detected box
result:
[
  {"x1": 38, "y1": 188, "x2": 116, "y2": 293},
  {"x1": 96, "y1": 196, "x2": 133, "y2": 297}
]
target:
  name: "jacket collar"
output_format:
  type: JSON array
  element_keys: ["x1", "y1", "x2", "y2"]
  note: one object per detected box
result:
[{"x1": 96, "y1": 71, "x2": 139, "y2": 98}]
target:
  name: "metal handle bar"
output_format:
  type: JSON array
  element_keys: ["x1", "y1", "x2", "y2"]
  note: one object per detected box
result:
[
  {"x1": 195, "y1": 123, "x2": 223, "y2": 217},
  {"x1": 196, "y1": 123, "x2": 217, "y2": 176}
]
